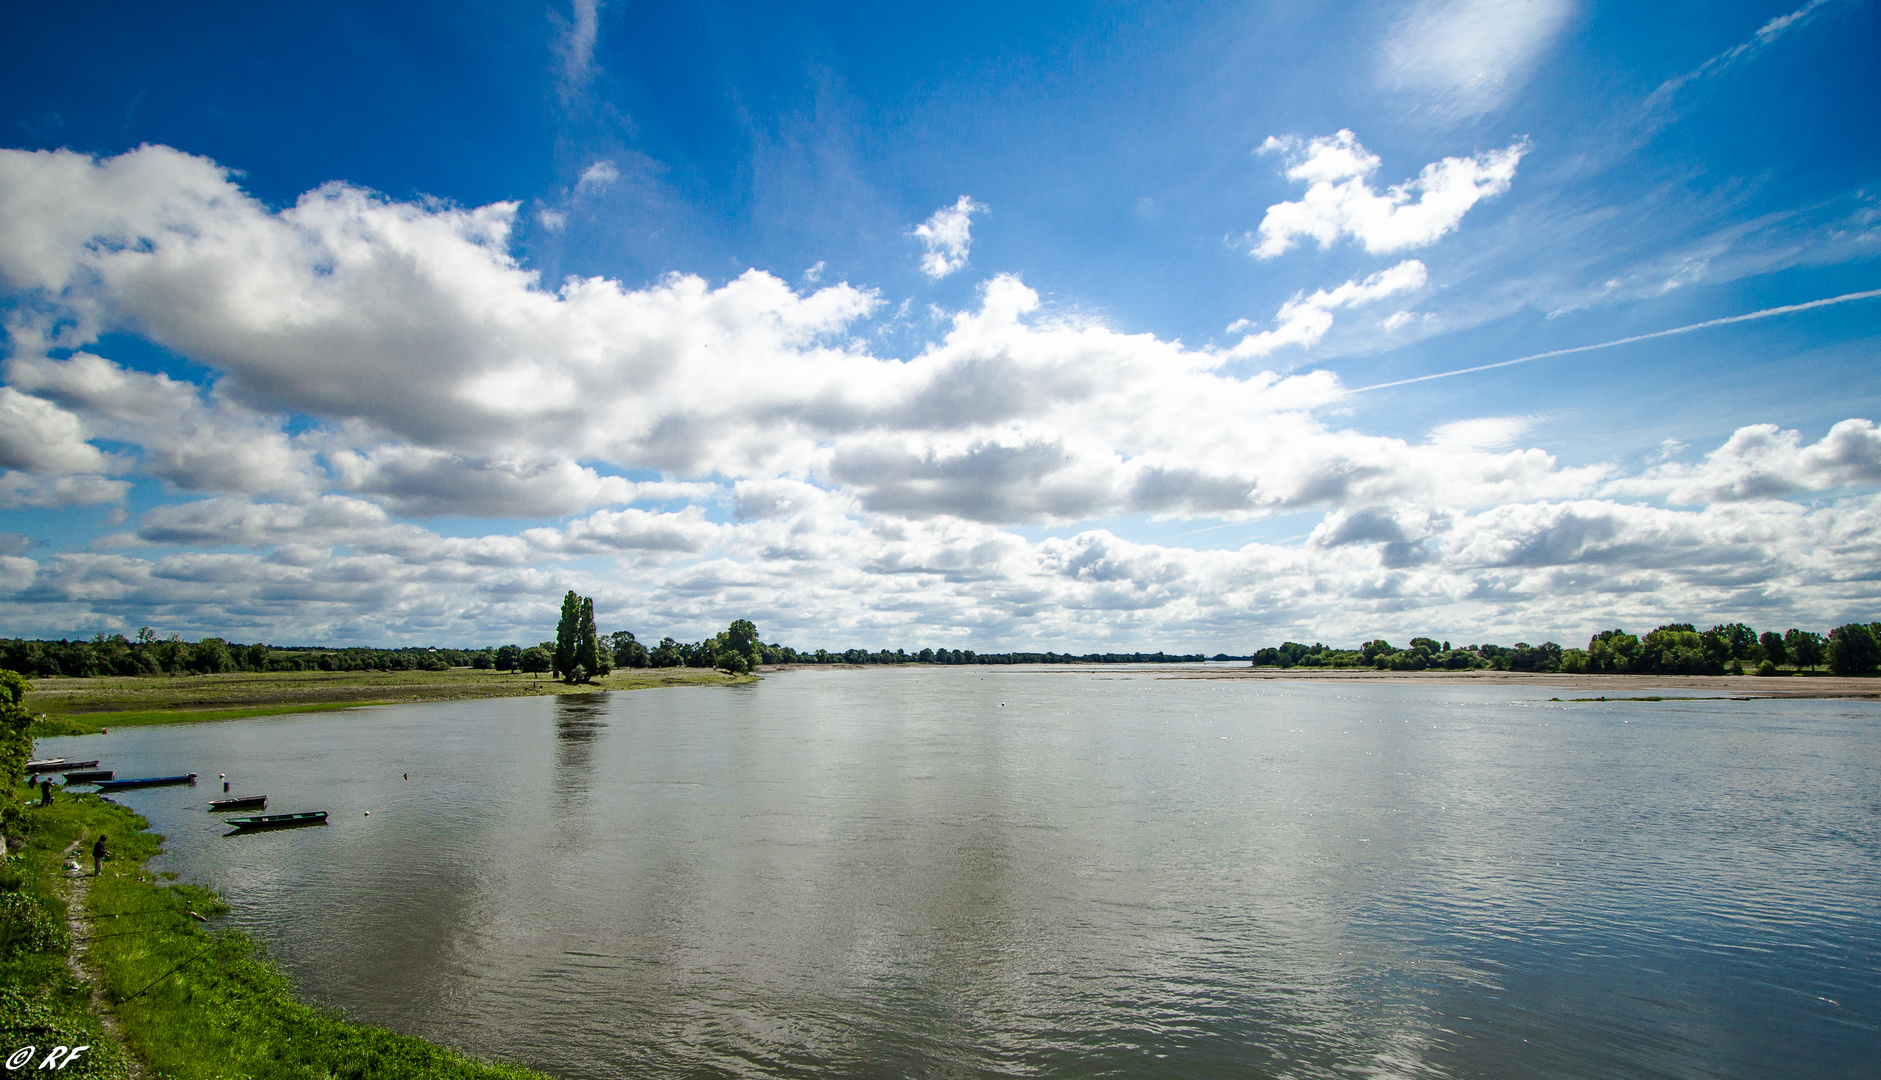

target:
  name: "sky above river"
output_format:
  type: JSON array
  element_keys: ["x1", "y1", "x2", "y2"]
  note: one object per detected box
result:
[{"x1": 0, "y1": 0, "x2": 1877, "y2": 651}]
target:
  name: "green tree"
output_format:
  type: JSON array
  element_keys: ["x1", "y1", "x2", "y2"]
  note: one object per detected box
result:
[
  {"x1": 519, "y1": 646, "x2": 552, "y2": 673},
  {"x1": 610, "y1": 631, "x2": 648, "y2": 668},
  {"x1": 187, "y1": 637, "x2": 232, "y2": 674},
  {"x1": 1827, "y1": 623, "x2": 1879, "y2": 675},
  {"x1": 1786, "y1": 629, "x2": 1824, "y2": 671},
  {"x1": 554, "y1": 591, "x2": 581, "y2": 680},
  {"x1": 575, "y1": 597, "x2": 606, "y2": 681},
  {"x1": 716, "y1": 619, "x2": 761, "y2": 674},
  {"x1": 650, "y1": 638, "x2": 684, "y2": 668},
  {"x1": 1758, "y1": 631, "x2": 1787, "y2": 667},
  {"x1": 494, "y1": 644, "x2": 522, "y2": 671}
]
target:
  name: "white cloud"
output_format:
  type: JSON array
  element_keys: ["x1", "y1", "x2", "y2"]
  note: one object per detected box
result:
[
  {"x1": 536, "y1": 207, "x2": 567, "y2": 231},
  {"x1": 1647, "y1": 0, "x2": 1833, "y2": 112},
  {"x1": 0, "y1": 147, "x2": 1876, "y2": 647},
  {"x1": 0, "y1": 386, "x2": 118, "y2": 474},
  {"x1": 6, "y1": 352, "x2": 319, "y2": 500},
  {"x1": 1252, "y1": 130, "x2": 1526, "y2": 258},
  {"x1": 1381, "y1": 0, "x2": 1575, "y2": 121},
  {"x1": 576, "y1": 160, "x2": 619, "y2": 192},
  {"x1": 1608, "y1": 419, "x2": 1881, "y2": 504},
  {"x1": 1426, "y1": 415, "x2": 1536, "y2": 451},
  {"x1": 1223, "y1": 260, "x2": 1427, "y2": 359},
  {"x1": 0, "y1": 472, "x2": 128, "y2": 509},
  {"x1": 911, "y1": 196, "x2": 986, "y2": 280},
  {"x1": 4, "y1": 479, "x2": 1873, "y2": 649},
  {"x1": 556, "y1": 0, "x2": 602, "y2": 95}
]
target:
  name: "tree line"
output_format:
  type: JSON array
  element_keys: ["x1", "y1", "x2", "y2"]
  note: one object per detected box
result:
[{"x1": 1250, "y1": 621, "x2": 1881, "y2": 677}]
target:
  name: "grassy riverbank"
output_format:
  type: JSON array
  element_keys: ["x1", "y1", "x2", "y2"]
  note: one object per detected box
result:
[
  {"x1": 26, "y1": 667, "x2": 755, "y2": 736},
  {"x1": 2, "y1": 778, "x2": 550, "y2": 1079}
]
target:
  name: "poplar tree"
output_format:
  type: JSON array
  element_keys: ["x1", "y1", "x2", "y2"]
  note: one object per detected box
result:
[
  {"x1": 554, "y1": 590, "x2": 580, "y2": 680},
  {"x1": 575, "y1": 596, "x2": 604, "y2": 680}
]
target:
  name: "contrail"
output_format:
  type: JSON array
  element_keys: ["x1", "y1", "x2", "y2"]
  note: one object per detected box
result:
[{"x1": 1348, "y1": 287, "x2": 1881, "y2": 394}]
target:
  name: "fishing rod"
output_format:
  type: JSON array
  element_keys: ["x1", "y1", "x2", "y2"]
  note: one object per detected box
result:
[
  {"x1": 72, "y1": 907, "x2": 208, "y2": 923},
  {"x1": 122, "y1": 941, "x2": 223, "y2": 1002}
]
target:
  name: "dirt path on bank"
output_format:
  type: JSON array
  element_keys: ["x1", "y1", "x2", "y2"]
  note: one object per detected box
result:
[{"x1": 59, "y1": 838, "x2": 150, "y2": 1080}]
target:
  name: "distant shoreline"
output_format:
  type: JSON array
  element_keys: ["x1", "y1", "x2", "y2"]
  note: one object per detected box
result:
[{"x1": 761, "y1": 662, "x2": 1881, "y2": 699}]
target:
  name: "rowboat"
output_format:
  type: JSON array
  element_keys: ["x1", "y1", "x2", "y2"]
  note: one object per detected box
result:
[
  {"x1": 208, "y1": 795, "x2": 267, "y2": 811},
  {"x1": 94, "y1": 773, "x2": 197, "y2": 791},
  {"x1": 30, "y1": 758, "x2": 100, "y2": 773},
  {"x1": 224, "y1": 811, "x2": 326, "y2": 831},
  {"x1": 63, "y1": 769, "x2": 114, "y2": 783}
]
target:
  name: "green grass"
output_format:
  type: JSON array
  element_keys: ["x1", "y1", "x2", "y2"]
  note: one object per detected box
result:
[
  {"x1": 8, "y1": 780, "x2": 551, "y2": 1079},
  {"x1": 28, "y1": 666, "x2": 755, "y2": 735},
  {"x1": 2, "y1": 779, "x2": 138, "y2": 1079}
]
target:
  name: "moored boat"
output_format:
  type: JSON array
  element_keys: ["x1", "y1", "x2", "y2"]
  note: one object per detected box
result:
[
  {"x1": 94, "y1": 773, "x2": 197, "y2": 790},
  {"x1": 224, "y1": 810, "x2": 326, "y2": 831},
  {"x1": 30, "y1": 758, "x2": 101, "y2": 773},
  {"x1": 63, "y1": 769, "x2": 114, "y2": 783},
  {"x1": 208, "y1": 795, "x2": 267, "y2": 811}
]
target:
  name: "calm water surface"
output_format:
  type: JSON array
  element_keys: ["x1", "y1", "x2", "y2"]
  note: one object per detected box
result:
[{"x1": 41, "y1": 668, "x2": 1881, "y2": 1079}]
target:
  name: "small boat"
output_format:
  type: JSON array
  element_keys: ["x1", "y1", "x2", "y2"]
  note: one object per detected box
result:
[
  {"x1": 94, "y1": 773, "x2": 197, "y2": 791},
  {"x1": 63, "y1": 769, "x2": 114, "y2": 783},
  {"x1": 30, "y1": 758, "x2": 100, "y2": 773},
  {"x1": 208, "y1": 795, "x2": 267, "y2": 811},
  {"x1": 224, "y1": 811, "x2": 326, "y2": 831}
]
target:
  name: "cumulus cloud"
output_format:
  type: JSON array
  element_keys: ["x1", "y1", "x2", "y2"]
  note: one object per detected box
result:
[
  {"x1": 1608, "y1": 419, "x2": 1881, "y2": 504},
  {"x1": 1381, "y1": 0, "x2": 1575, "y2": 121},
  {"x1": 1222, "y1": 260, "x2": 1427, "y2": 359},
  {"x1": 0, "y1": 146, "x2": 1876, "y2": 647},
  {"x1": 0, "y1": 386, "x2": 118, "y2": 474},
  {"x1": 326, "y1": 445, "x2": 709, "y2": 518},
  {"x1": 911, "y1": 196, "x2": 986, "y2": 280},
  {"x1": 1251, "y1": 130, "x2": 1526, "y2": 258},
  {"x1": 6, "y1": 352, "x2": 318, "y2": 499},
  {"x1": 0, "y1": 472, "x2": 128, "y2": 509},
  {"x1": 5, "y1": 479, "x2": 1874, "y2": 648}
]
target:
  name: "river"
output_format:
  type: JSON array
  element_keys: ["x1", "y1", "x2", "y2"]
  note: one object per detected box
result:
[{"x1": 37, "y1": 667, "x2": 1881, "y2": 1078}]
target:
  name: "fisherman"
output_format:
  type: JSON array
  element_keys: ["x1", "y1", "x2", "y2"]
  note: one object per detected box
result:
[
  {"x1": 92, "y1": 834, "x2": 108, "y2": 876},
  {"x1": 40, "y1": 777, "x2": 53, "y2": 806}
]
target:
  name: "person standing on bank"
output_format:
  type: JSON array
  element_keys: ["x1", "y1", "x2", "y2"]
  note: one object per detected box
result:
[
  {"x1": 92, "y1": 834, "x2": 107, "y2": 876},
  {"x1": 40, "y1": 777, "x2": 52, "y2": 806}
]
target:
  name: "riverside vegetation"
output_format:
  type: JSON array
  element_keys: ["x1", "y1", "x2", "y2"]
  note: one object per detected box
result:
[
  {"x1": 0, "y1": 670, "x2": 550, "y2": 1079},
  {"x1": 1249, "y1": 620, "x2": 1881, "y2": 676}
]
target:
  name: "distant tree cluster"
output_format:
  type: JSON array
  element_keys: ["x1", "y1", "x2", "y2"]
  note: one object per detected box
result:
[
  {"x1": 0, "y1": 628, "x2": 500, "y2": 678},
  {"x1": 1249, "y1": 621, "x2": 1881, "y2": 677}
]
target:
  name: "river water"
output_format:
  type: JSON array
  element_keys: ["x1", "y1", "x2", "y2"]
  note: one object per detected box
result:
[{"x1": 38, "y1": 667, "x2": 1881, "y2": 1079}]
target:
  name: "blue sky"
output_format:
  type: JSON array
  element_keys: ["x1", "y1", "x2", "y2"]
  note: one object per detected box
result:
[{"x1": 0, "y1": 0, "x2": 1876, "y2": 650}]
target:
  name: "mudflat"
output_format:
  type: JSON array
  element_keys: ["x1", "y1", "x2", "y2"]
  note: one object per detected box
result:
[
  {"x1": 23, "y1": 666, "x2": 753, "y2": 733},
  {"x1": 1160, "y1": 666, "x2": 1881, "y2": 698}
]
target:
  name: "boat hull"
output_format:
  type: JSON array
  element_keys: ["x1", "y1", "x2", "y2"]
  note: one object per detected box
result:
[
  {"x1": 225, "y1": 811, "x2": 327, "y2": 831},
  {"x1": 29, "y1": 759, "x2": 100, "y2": 773},
  {"x1": 209, "y1": 796, "x2": 267, "y2": 811},
  {"x1": 63, "y1": 770, "x2": 114, "y2": 783},
  {"x1": 94, "y1": 773, "x2": 197, "y2": 791}
]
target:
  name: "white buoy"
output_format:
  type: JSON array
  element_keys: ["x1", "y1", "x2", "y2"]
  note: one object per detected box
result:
[{"x1": 363, "y1": 811, "x2": 370, "y2": 816}]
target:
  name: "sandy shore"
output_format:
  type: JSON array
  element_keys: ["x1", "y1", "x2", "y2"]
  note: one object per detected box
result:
[{"x1": 1153, "y1": 667, "x2": 1881, "y2": 699}]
